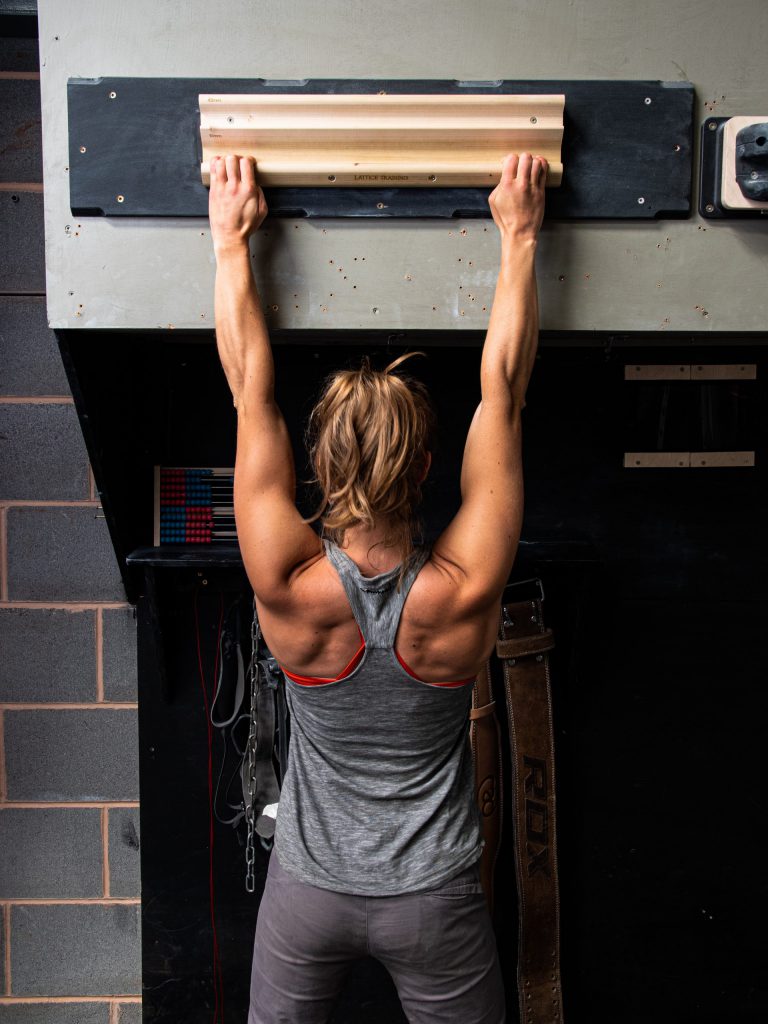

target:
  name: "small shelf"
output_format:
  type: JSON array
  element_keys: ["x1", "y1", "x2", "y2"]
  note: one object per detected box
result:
[
  {"x1": 126, "y1": 544, "x2": 244, "y2": 568},
  {"x1": 125, "y1": 540, "x2": 602, "y2": 571}
]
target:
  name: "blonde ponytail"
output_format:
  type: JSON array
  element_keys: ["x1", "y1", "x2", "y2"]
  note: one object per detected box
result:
[{"x1": 305, "y1": 352, "x2": 435, "y2": 574}]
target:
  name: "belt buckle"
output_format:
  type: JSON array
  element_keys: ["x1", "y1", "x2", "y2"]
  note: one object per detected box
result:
[{"x1": 502, "y1": 576, "x2": 545, "y2": 610}]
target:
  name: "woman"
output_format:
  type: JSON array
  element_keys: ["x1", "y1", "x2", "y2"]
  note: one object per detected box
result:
[{"x1": 209, "y1": 149, "x2": 547, "y2": 1024}]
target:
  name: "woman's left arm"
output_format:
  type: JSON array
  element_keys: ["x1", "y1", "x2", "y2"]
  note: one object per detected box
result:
[{"x1": 210, "y1": 155, "x2": 319, "y2": 600}]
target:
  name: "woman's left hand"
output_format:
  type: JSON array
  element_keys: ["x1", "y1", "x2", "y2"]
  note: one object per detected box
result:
[{"x1": 208, "y1": 154, "x2": 268, "y2": 253}]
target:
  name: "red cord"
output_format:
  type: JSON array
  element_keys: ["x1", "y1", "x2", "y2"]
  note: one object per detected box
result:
[{"x1": 194, "y1": 588, "x2": 226, "y2": 1023}]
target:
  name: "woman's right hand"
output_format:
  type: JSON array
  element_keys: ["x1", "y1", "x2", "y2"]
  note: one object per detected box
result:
[
  {"x1": 488, "y1": 152, "x2": 548, "y2": 242},
  {"x1": 209, "y1": 154, "x2": 268, "y2": 255}
]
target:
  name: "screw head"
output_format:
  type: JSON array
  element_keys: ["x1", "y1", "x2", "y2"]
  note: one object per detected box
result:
[
  {"x1": 708, "y1": 121, "x2": 717, "y2": 131},
  {"x1": 644, "y1": 97, "x2": 652, "y2": 105},
  {"x1": 327, "y1": 174, "x2": 336, "y2": 181},
  {"x1": 109, "y1": 91, "x2": 116, "y2": 99},
  {"x1": 428, "y1": 174, "x2": 436, "y2": 181},
  {"x1": 116, "y1": 194, "x2": 125, "y2": 203},
  {"x1": 637, "y1": 196, "x2": 645, "y2": 204},
  {"x1": 530, "y1": 115, "x2": 538, "y2": 124},
  {"x1": 705, "y1": 203, "x2": 715, "y2": 213},
  {"x1": 750, "y1": 170, "x2": 759, "y2": 180}
]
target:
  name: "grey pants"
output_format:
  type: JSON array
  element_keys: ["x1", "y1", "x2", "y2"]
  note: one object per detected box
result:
[{"x1": 248, "y1": 850, "x2": 506, "y2": 1024}]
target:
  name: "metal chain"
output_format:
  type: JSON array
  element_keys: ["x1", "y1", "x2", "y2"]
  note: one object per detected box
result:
[{"x1": 244, "y1": 601, "x2": 261, "y2": 893}]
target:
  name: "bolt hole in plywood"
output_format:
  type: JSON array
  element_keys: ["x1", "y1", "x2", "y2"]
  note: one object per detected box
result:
[{"x1": 198, "y1": 94, "x2": 564, "y2": 187}]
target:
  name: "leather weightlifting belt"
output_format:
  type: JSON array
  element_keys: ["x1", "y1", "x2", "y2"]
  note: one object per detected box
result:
[{"x1": 470, "y1": 577, "x2": 564, "y2": 1024}]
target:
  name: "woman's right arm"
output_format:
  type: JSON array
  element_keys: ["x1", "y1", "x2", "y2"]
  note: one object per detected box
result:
[
  {"x1": 431, "y1": 152, "x2": 547, "y2": 609},
  {"x1": 209, "y1": 155, "x2": 320, "y2": 605}
]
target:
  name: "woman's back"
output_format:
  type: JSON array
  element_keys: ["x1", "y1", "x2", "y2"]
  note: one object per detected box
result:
[
  {"x1": 273, "y1": 539, "x2": 485, "y2": 895},
  {"x1": 256, "y1": 532, "x2": 503, "y2": 687}
]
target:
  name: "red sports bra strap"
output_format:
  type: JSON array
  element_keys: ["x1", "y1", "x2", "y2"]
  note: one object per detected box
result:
[{"x1": 395, "y1": 649, "x2": 474, "y2": 688}]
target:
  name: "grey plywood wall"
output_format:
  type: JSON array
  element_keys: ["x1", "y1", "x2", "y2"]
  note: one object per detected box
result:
[{"x1": 38, "y1": 0, "x2": 768, "y2": 334}]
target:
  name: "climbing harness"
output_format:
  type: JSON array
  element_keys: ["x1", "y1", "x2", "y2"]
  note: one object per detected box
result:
[
  {"x1": 242, "y1": 604, "x2": 289, "y2": 892},
  {"x1": 209, "y1": 597, "x2": 289, "y2": 892}
]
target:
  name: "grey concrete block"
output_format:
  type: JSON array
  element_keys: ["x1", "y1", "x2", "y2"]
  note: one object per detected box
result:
[
  {"x1": 108, "y1": 807, "x2": 141, "y2": 898},
  {"x1": 0, "y1": 608, "x2": 96, "y2": 702},
  {"x1": 116, "y1": 1005, "x2": 142, "y2": 1024},
  {"x1": 0, "y1": 191, "x2": 44, "y2": 293},
  {"x1": 0, "y1": 807, "x2": 102, "y2": 897},
  {"x1": 102, "y1": 608, "x2": 138, "y2": 702},
  {"x1": 0, "y1": 1006, "x2": 108, "y2": 1024},
  {"x1": 0, "y1": 78, "x2": 42, "y2": 182},
  {"x1": 10, "y1": 904, "x2": 141, "y2": 996},
  {"x1": 4, "y1": 709, "x2": 139, "y2": 801},
  {"x1": 0, "y1": 296, "x2": 70, "y2": 397},
  {"x1": 6, "y1": 507, "x2": 126, "y2": 602},
  {"x1": 0, "y1": 403, "x2": 90, "y2": 500}
]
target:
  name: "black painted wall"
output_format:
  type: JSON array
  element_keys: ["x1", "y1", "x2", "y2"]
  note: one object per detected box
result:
[{"x1": 62, "y1": 333, "x2": 767, "y2": 1023}]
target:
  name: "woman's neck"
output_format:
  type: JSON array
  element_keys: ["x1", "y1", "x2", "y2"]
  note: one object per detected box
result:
[{"x1": 338, "y1": 521, "x2": 405, "y2": 576}]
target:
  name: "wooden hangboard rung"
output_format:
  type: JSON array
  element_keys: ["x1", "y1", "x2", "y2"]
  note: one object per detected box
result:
[
  {"x1": 199, "y1": 93, "x2": 564, "y2": 187},
  {"x1": 67, "y1": 77, "x2": 694, "y2": 218}
]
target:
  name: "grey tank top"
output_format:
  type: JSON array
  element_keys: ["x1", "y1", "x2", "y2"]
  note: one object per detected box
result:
[{"x1": 273, "y1": 537, "x2": 484, "y2": 895}]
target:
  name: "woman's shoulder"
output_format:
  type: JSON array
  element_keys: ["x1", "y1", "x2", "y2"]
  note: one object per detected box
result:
[
  {"x1": 407, "y1": 546, "x2": 495, "y2": 623},
  {"x1": 397, "y1": 550, "x2": 501, "y2": 678}
]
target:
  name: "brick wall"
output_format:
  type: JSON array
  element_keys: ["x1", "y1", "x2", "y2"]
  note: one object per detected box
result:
[{"x1": 0, "y1": 20, "x2": 142, "y2": 1024}]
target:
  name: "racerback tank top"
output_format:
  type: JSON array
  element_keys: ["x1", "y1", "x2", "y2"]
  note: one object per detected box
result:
[{"x1": 272, "y1": 538, "x2": 485, "y2": 895}]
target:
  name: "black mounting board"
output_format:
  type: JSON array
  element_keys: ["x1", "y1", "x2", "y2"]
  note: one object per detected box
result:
[
  {"x1": 699, "y1": 116, "x2": 768, "y2": 219},
  {"x1": 67, "y1": 77, "x2": 694, "y2": 220}
]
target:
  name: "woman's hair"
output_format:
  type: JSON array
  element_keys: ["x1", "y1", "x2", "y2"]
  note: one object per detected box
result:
[{"x1": 304, "y1": 351, "x2": 436, "y2": 575}]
